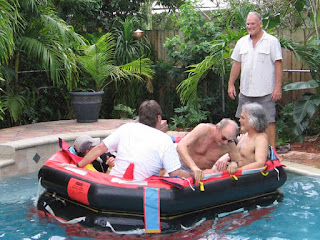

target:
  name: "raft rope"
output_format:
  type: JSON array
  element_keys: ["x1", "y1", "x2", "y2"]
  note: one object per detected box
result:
[
  {"x1": 33, "y1": 177, "x2": 42, "y2": 207},
  {"x1": 181, "y1": 217, "x2": 206, "y2": 230},
  {"x1": 182, "y1": 177, "x2": 195, "y2": 191},
  {"x1": 104, "y1": 222, "x2": 146, "y2": 235},
  {"x1": 44, "y1": 204, "x2": 86, "y2": 224},
  {"x1": 274, "y1": 167, "x2": 280, "y2": 180}
]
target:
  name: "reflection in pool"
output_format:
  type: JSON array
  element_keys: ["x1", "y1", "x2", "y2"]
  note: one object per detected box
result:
[{"x1": 0, "y1": 172, "x2": 319, "y2": 240}]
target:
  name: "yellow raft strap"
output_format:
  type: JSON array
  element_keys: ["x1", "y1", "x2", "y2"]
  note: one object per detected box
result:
[
  {"x1": 199, "y1": 182, "x2": 205, "y2": 191},
  {"x1": 230, "y1": 175, "x2": 238, "y2": 180},
  {"x1": 261, "y1": 166, "x2": 269, "y2": 176}
]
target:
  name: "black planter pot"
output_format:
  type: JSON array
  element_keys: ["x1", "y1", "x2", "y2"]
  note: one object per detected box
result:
[{"x1": 69, "y1": 91, "x2": 104, "y2": 123}]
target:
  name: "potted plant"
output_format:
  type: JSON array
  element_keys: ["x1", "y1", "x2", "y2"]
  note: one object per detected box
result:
[{"x1": 70, "y1": 32, "x2": 154, "y2": 122}]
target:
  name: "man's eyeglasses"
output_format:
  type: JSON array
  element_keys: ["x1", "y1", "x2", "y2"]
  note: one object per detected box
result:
[{"x1": 221, "y1": 136, "x2": 234, "y2": 143}]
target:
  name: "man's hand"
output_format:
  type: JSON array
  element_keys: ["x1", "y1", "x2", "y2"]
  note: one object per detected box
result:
[
  {"x1": 191, "y1": 166, "x2": 204, "y2": 183},
  {"x1": 215, "y1": 153, "x2": 230, "y2": 171},
  {"x1": 227, "y1": 161, "x2": 238, "y2": 174},
  {"x1": 106, "y1": 156, "x2": 115, "y2": 168},
  {"x1": 228, "y1": 84, "x2": 237, "y2": 100},
  {"x1": 272, "y1": 87, "x2": 282, "y2": 102}
]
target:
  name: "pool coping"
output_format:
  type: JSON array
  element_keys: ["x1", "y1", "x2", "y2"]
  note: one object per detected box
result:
[
  {"x1": 282, "y1": 161, "x2": 320, "y2": 176},
  {"x1": 2, "y1": 130, "x2": 114, "y2": 150}
]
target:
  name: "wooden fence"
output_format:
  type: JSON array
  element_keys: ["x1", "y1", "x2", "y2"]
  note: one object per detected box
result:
[{"x1": 146, "y1": 29, "x2": 316, "y2": 104}]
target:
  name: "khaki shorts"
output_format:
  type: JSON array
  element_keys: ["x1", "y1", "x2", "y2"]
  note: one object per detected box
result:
[{"x1": 235, "y1": 93, "x2": 276, "y2": 123}]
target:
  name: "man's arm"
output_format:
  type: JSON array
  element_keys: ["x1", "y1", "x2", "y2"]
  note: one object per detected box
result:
[
  {"x1": 272, "y1": 60, "x2": 283, "y2": 102},
  {"x1": 77, "y1": 142, "x2": 109, "y2": 168},
  {"x1": 240, "y1": 135, "x2": 268, "y2": 170},
  {"x1": 228, "y1": 61, "x2": 241, "y2": 100},
  {"x1": 225, "y1": 142, "x2": 242, "y2": 174},
  {"x1": 176, "y1": 124, "x2": 208, "y2": 182},
  {"x1": 169, "y1": 169, "x2": 193, "y2": 179}
]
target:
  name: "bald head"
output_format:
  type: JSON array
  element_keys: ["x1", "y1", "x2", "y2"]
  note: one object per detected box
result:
[
  {"x1": 217, "y1": 118, "x2": 239, "y2": 136},
  {"x1": 247, "y1": 11, "x2": 262, "y2": 21}
]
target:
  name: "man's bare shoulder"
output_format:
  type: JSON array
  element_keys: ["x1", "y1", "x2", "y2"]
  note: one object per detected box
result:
[
  {"x1": 254, "y1": 132, "x2": 269, "y2": 146},
  {"x1": 255, "y1": 132, "x2": 268, "y2": 141},
  {"x1": 190, "y1": 123, "x2": 215, "y2": 133}
]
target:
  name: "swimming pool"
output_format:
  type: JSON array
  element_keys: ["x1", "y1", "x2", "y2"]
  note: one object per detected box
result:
[{"x1": 0, "y1": 172, "x2": 319, "y2": 240}]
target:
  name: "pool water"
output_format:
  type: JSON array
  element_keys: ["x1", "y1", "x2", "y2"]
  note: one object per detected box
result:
[{"x1": 0, "y1": 172, "x2": 319, "y2": 240}]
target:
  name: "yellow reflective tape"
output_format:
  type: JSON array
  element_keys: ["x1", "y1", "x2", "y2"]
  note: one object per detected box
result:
[
  {"x1": 230, "y1": 175, "x2": 238, "y2": 180},
  {"x1": 199, "y1": 182, "x2": 205, "y2": 191}
]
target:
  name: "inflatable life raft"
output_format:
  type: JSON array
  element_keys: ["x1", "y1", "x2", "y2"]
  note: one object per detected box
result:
[{"x1": 37, "y1": 139, "x2": 287, "y2": 233}]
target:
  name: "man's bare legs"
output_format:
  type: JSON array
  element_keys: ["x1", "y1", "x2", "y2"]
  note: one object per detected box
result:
[{"x1": 266, "y1": 122, "x2": 276, "y2": 149}]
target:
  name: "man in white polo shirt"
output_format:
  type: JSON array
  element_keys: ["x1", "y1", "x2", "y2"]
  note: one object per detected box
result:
[
  {"x1": 228, "y1": 11, "x2": 283, "y2": 149},
  {"x1": 75, "y1": 100, "x2": 192, "y2": 180}
]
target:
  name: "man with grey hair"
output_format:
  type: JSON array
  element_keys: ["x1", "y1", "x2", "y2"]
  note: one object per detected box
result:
[
  {"x1": 176, "y1": 118, "x2": 241, "y2": 182},
  {"x1": 236, "y1": 102, "x2": 269, "y2": 169},
  {"x1": 228, "y1": 11, "x2": 283, "y2": 149}
]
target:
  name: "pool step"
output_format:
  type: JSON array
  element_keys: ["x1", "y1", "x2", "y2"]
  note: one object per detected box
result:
[{"x1": 0, "y1": 145, "x2": 15, "y2": 169}]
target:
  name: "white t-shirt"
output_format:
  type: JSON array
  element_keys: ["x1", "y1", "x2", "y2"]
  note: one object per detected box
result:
[
  {"x1": 103, "y1": 122, "x2": 181, "y2": 180},
  {"x1": 231, "y1": 31, "x2": 282, "y2": 97}
]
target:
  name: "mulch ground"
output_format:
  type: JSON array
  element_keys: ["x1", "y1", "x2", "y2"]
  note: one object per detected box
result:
[{"x1": 290, "y1": 139, "x2": 320, "y2": 154}]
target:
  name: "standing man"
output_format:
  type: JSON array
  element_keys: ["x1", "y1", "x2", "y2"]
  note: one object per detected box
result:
[{"x1": 228, "y1": 11, "x2": 283, "y2": 149}]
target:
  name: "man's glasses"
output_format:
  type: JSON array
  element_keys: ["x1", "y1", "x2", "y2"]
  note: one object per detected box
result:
[{"x1": 221, "y1": 136, "x2": 234, "y2": 143}]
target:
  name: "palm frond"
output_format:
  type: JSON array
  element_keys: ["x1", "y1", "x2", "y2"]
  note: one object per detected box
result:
[
  {"x1": 0, "y1": 0, "x2": 19, "y2": 64},
  {"x1": 2, "y1": 89, "x2": 26, "y2": 122}
]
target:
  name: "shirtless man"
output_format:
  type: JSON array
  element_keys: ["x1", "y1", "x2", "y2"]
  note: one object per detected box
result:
[
  {"x1": 176, "y1": 118, "x2": 241, "y2": 182},
  {"x1": 236, "y1": 102, "x2": 269, "y2": 169}
]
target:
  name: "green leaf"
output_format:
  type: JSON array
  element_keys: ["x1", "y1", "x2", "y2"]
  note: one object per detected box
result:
[
  {"x1": 294, "y1": 0, "x2": 305, "y2": 12},
  {"x1": 293, "y1": 95, "x2": 320, "y2": 123},
  {"x1": 283, "y1": 79, "x2": 319, "y2": 91}
]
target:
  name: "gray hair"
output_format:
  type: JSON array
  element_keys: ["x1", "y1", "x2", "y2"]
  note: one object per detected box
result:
[
  {"x1": 217, "y1": 118, "x2": 239, "y2": 133},
  {"x1": 247, "y1": 11, "x2": 262, "y2": 21},
  {"x1": 242, "y1": 103, "x2": 268, "y2": 133}
]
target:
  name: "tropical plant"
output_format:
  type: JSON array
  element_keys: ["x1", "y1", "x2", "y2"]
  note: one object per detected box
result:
[
  {"x1": 177, "y1": 29, "x2": 247, "y2": 107},
  {"x1": 175, "y1": 0, "x2": 320, "y2": 111},
  {"x1": 276, "y1": 103, "x2": 297, "y2": 145},
  {"x1": 0, "y1": 0, "x2": 85, "y2": 125},
  {"x1": 113, "y1": 104, "x2": 137, "y2": 119},
  {"x1": 164, "y1": 0, "x2": 218, "y2": 66},
  {"x1": 0, "y1": 0, "x2": 19, "y2": 65},
  {"x1": 110, "y1": 16, "x2": 154, "y2": 108},
  {"x1": 169, "y1": 105, "x2": 209, "y2": 130},
  {"x1": 113, "y1": 17, "x2": 152, "y2": 65},
  {"x1": 53, "y1": 0, "x2": 184, "y2": 34},
  {"x1": 282, "y1": 79, "x2": 320, "y2": 138},
  {"x1": 76, "y1": 32, "x2": 154, "y2": 92}
]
